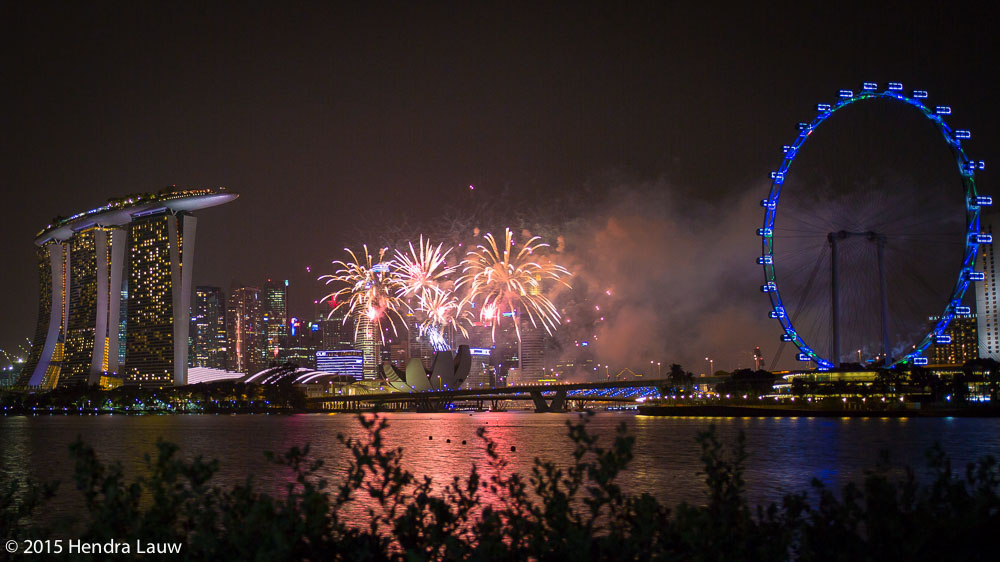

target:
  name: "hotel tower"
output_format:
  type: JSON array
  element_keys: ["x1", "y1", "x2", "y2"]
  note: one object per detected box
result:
[{"x1": 18, "y1": 187, "x2": 237, "y2": 388}]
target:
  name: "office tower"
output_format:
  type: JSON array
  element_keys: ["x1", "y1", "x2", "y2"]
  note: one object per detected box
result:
[
  {"x1": 227, "y1": 285, "x2": 265, "y2": 374},
  {"x1": 20, "y1": 187, "x2": 237, "y2": 389},
  {"x1": 406, "y1": 314, "x2": 435, "y2": 369},
  {"x1": 977, "y1": 210, "x2": 1000, "y2": 360},
  {"x1": 463, "y1": 347, "x2": 492, "y2": 388},
  {"x1": 191, "y1": 286, "x2": 227, "y2": 369},
  {"x1": 281, "y1": 316, "x2": 322, "y2": 368},
  {"x1": 355, "y1": 314, "x2": 377, "y2": 380},
  {"x1": 930, "y1": 313, "x2": 979, "y2": 366},
  {"x1": 519, "y1": 322, "x2": 546, "y2": 382},
  {"x1": 320, "y1": 315, "x2": 353, "y2": 351},
  {"x1": 263, "y1": 278, "x2": 288, "y2": 358},
  {"x1": 315, "y1": 349, "x2": 364, "y2": 380}
]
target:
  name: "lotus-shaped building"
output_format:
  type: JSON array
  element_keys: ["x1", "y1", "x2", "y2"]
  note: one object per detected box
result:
[{"x1": 379, "y1": 345, "x2": 472, "y2": 391}]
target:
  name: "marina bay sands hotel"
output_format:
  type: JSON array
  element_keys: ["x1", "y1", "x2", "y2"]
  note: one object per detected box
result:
[{"x1": 16, "y1": 187, "x2": 237, "y2": 389}]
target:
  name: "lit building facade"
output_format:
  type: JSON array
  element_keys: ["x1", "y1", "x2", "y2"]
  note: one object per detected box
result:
[
  {"x1": 315, "y1": 349, "x2": 364, "y2": 380},
  {"x1": 355, "y1": 314, "x2": 377, "y2": 380},
  {"x1": 190, "y1": 286, "x2": 227, "y2": 369},
  {"x1": 61, "y1": 227, "x2": 127, "y2": 386},
  {"x1": 227, "y1": 285, "x2": 266, "y2": 374},
  {"x1": 320, "y1": 315, "x2": 353, "y2": 351},
  {"x1": 519, "y1": 322, "x2": 546, "y2": 382},
  {"x1": 122, "y1": 212, "x2": 197, "y2": 387},
  {"x1": 977, "y1": 210, "x2": 1000, "y2": 360},
  {"x1": 406, "y1": 314, "x2": 435, "y2": 369},
  {"x1": 18, "y1": 187, "x2": 237, "y2": 388},
  {"x1": 263, "y1": 278, "x2": 288, "y2": 358},
  {"x1": 929, "y1": 313, "x2": 979, "y2": 366}
]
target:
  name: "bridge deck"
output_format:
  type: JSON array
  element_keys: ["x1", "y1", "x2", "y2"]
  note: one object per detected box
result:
[{"x1": 306, "y1": 377, "x2": 723, "y2": 405}]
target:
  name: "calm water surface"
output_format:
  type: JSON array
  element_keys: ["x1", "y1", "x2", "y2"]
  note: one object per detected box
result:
[{"x1": 3, "y1": 412, "x2": 1000, "y2": 520}]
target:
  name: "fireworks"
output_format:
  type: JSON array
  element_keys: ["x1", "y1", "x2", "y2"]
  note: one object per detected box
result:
[
  {"x1": 458, "y1": 227, "x2": 571, "y2": 341},
  {"x1": 319, "y1": 229, "x2": 571, "y2": 349},
  {"x1": 320, "y1": 245, "x2": 406, "y2": 343},
  {"x1": 393, "y1": 236, "x2": 455, "y2": 300},
  {"x1": 416, "y1": 286, "x2": 469, "y2": 343},
  {"x1": 393, "y1": 237, "x2": 469, "y2": 342}
]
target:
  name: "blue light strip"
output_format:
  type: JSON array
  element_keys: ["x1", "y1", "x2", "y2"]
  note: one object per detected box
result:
[{"x1": 760, "y1": 82, "x2": 984, "y2": 370}]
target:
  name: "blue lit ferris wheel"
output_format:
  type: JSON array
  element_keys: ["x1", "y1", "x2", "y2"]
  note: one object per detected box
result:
[{"x1": 760, "y1": 82, "x2": 990, "y2": 370}]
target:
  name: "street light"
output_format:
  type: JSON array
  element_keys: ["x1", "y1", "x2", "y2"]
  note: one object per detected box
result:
[{"x1": 705, "y1": 357, "x2": 713, "y2": 375}]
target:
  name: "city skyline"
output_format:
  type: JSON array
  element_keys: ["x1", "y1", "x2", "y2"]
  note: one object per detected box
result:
[{"x1": 2, "y1": 3, "x2": 997, "y2": 373}]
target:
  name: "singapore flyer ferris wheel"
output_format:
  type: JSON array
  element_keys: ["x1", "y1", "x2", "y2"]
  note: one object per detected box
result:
[{"x1": 759, "y1": 82, "x2": 990, "y2": 371}]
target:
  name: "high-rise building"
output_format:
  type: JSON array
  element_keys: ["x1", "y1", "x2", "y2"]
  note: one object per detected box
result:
[
  {"x1": 355, "y1": 314, "x2": 377, "y2": 380},
  {"x1": 519, "y1": 322, "x2": 546, "y2": 383},
  {"x1": 463, "y1": 347, "x2": 493, "y2": 388},
  {"x1": 281, "y1": 316, "x2": 322, "y2": 368},
  {"x1": 929, "y1": 313, "x2": 979, "y2": 366},
  {"x1": 227, "y1": 285, "x2": 265, "y2": 374},
  {"x1": 61, "y1": 226, "x2": 127, "y2": 386},
  {"x1": 263, "y1": 278, "x2": 288, "y2": 359},
  {"x1": 190, "y1": 286, "x2": 227, "y2": 369},
  {"x1": 121, "y1": 212, "x2": 197, "y2": 387},
  {"x1": 320, "y1": 315, "x2": 353, "y2": 351},
  {"x1": 406, "y1": 314, "x2": 435, "y2": 369},
  {"x1": 315, "y1": 349, "x2": 364, "y2": 380},
  {"x1": 977, "y1": 210, "x2": 1000, "y2": 360},
  {"x1": 19, "y1": 188, "x2": 236, "y2": 388}
]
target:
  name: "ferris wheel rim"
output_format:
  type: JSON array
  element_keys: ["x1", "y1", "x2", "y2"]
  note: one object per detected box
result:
[{"x1": 759, "y1": 83, "x2": 986, "y2": 370}]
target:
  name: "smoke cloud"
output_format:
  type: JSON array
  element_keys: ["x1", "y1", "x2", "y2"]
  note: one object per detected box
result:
[{"x1": 552, "y1": 181, "x2": 771, "y2": 375}]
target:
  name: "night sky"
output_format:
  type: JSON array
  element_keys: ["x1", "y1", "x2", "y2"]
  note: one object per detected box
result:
[{"x1": 2, "y1": 1, "x2": 997, "y2": 371}]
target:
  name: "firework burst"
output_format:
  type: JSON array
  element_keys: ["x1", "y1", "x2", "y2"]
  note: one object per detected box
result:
[
  {"x1": 320, "y1": 245, "x2": 406, "y2": 343},
  {"x1": 416, "y1": 286, "x2": 469, "y2": 340},
  {"x1": 458, "y1": 227, "x2": 571, "y2": 341},
  {"x1": 393, "y1": 235, "x2": 455, "y2": 300}
]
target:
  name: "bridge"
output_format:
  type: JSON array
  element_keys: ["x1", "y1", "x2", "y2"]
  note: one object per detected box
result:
[{"x1": 305, "y1": 377, "x2": 726, "y2": 412}]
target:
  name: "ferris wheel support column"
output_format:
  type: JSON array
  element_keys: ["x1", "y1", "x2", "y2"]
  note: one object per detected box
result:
[
  {"x1": 828, "y1": 232, "x2": 841, "y2": 367},
  {"x1": 876, "y1": 235, "x2": 892, "y2": 367}
]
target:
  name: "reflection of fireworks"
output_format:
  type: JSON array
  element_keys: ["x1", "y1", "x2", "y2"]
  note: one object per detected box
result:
[
  {"x1": 320, "y1": 245, "x2": 405, "y2": 343},
  {"x1": 458, "y1": 227, "x2": 571, "y2": 341}
]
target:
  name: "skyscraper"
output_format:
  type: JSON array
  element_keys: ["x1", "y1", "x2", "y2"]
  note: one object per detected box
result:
[
  {"x1": 19, "y1": 187, "x2": 237, "y2": 388},
  {"x1": 976, "y1": 210, "x2": 1000, "y2": 360},
  {"x1": 518, "y1": 322, "x2": 546, "y2": 382},
  {"x1": 929, "y1": 313, "x2": 979, "y2": 366},
  {"x1": 263, "y1": 278, "x2": 288, "y2": 358},
  {"x1": 355, "y1": 314, "x2": 377, "y2": 380},
  {"x1": 121, "y1": 212, "x2": 196, "y2": 387},
  {"x1": 61, "y1": 226, "x2": 127, "y2": 386},
  {"x1": 227, "y1": 285, "x2": 265, "y2": 374},
  {"x1": 406, "y1": 314, "x2": 435, "y2": 369},
  {"x1": 191, "y1": 286, "x2": 227, "y2": 369},
  {"x1": 320, "y1": 313, "x2": 353, "y2": 351}
]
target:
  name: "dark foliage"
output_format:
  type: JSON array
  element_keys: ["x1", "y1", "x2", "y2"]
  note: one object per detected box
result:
[{"x1": 2, "y1": 414, "x2": 998, "y2": 560}]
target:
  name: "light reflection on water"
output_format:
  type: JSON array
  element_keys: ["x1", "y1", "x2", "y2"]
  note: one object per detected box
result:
[{"x1": 2, "y1": 412, "x2": 1000, "y2": 523}]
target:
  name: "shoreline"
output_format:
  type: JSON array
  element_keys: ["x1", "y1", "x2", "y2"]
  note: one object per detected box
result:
[{"x1": 636, "y1": 404, "x2": 1000, "y2": 418}]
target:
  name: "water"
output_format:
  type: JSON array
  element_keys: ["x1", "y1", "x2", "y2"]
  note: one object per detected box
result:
[{"x1": 3, "y1": 412, "x2": 1000, "y2": 523}]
